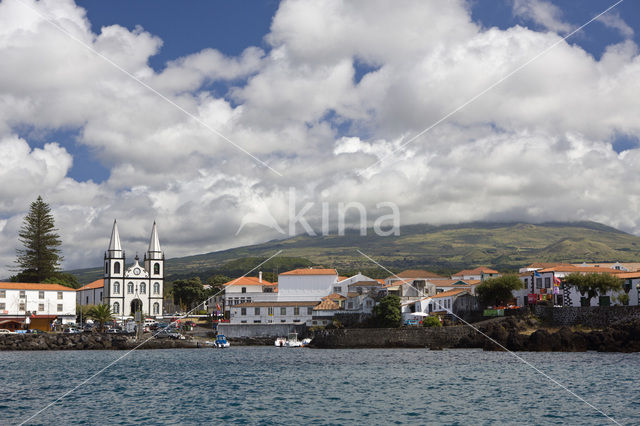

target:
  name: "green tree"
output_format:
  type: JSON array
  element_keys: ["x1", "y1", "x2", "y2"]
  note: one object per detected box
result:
[
  {"x1": 15, "y1": 196, "x2": 63, "y2": 282},
  {"x1": 563, "y1": 273, "x2": 623, "y2": 306},
  {"x1": 205, "y1": 274, "x2": 230, "y2": 292},
  {"x1": 76, "y1": 304, "x2": 93, "y2": 324},
  {"x1": 372, "y1": 295, "x2": 402, "y2": 328},
  {"x1": 43, "y1": 272, "x2": 81, "y2": 289},
  {"x1": 172, "y1": 277, "x2": 205, "y2": 310},
  {"x1": 476, "y1": 274, "x2": 523, "y2": 307},
  {"x1": 422, "y1": 316, "x2": 442, "y2": 327},
  {"x1": 88, "y1": 304, "x2": 114, "y2": 332}
]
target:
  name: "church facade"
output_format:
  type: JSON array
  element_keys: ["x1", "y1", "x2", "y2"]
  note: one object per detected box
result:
[{"x1": 103, "y1": 220, "x2": 165, "y2": 317}]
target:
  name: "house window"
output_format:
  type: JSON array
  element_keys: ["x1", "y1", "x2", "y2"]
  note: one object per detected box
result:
[
  {"x1": 536, "y1": 278, "x2": 542, "y2": 289},
  {"x1": 38, "y1": 303, "x2": 44, "y2": 311},
  {"x1": 153, "y1": 282, "x2": 160, "y2": 294},
  {"x1": 57, "y1": 304, "x2": 63, "y2": 312},
  {"x1": 293, "y1": 319, "x2": 301, "y2": 323},
  {"x1": 113, "y1": 302, "x2": 120, "y2": 314},
  {"x1": 140, "y1": 283, "x2": 146, "y2": 294},
  {"x1": 280, "y1": 307, "x2": 286, "y2": 315},
  {"x1": 366, "y1": 300, "x2": 373, "y2": 307},
  {"x1": 307, "y1": 307, "x2": 313, "y2": 315},
  {"x1": 333, "y1": 286, "x2": 342, "y2": 293},
  {"x1": 0, "y1": 303, "x2": 5, "y2": 310},
  {"x1": 523, "y1": 278, "x2": 528, "y2": 286},
  {"x1": 113, "y1": 281, "x2": 120, "y2": 294},
  {"x1": 99, "y1": 292, "x2": 103, "y2": 301},
  {"x1": 114, "y1": 262, "x2": 121, "y2": 274},
  {"x1": 241, "y1": 287, "x2": 247, "y2": 294},
  {"x1": 154, "y1": 263, "x2": 160, "y2": 275},
  {"x1": 86, "y1": 296, "x2": 89, "y2": 304},
  {"x1": 254, "y1": 320, "x2": 261, "y2": 323},
  {"x1": 241, "y1": 308, "x2": 247, "y2": 316},
  {"x1": 57, "y1": 291, "x2": 63, "y2": 300},
  {"x1": 127, "y1": 282, "x2": 134, "y2": 294},
  {"x1": 19, "y1": 303, "x2": 25, "y2": 311},
  {"x1": 153, "y1": 302, "x2": 160, "y2": 315},
  {"x1": 39, "y1": 291, "x2": 45, "y2": 299},
  {"x1": 0, "y1": 290, "x2": 4, "y2": 298},
  {"x1": 105, "y1": 262, "x2": 109, "y2": 274},
  {"x1": 293, "y1": 307, "x2": 300, "y2": 316},
  {"x1": 347, "y1": 302, "x2": 354, "y2": 309},
  {"x1": 281, "y1": 319, "x2": 286, "y2": 323},
  {"x1": 20, "y1": 290, "x2": 26, "y2": 298},
  {"x1": 268, "y1": 307, "x2": 273, "y2": 316},
  {"x1": 255, "y1": 307, "x2": 261, "y2": 315},
  {"x1": 544, "y1": 278, "x2": 551, "y2": 288}
]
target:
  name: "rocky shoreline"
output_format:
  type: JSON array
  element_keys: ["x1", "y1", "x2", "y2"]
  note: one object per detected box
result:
[
  {"x1": 0, "y1": 333, "x2": 206, "y2": 351},
  {"x1": 310, "y1": 317, "x2": 640, "y2": 352}
]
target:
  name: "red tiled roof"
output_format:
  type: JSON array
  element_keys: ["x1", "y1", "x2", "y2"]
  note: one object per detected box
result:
[
  {"x1": 280, "y1": 268, "x2": 337, "y2": 276},
  {"x1": 224, "y1": 276, "x2": 274, "y2": 286},
  {"x1": 433, "y1": 279, "x2": 481, "y2": 287},
  {"x1": 314, "y1": 299, "x2": 341, "y2": 311},
  {"x1": 0, "y1": 282, "x2": 75, "y2": 291},
  {"x1": 325, "y1": 293, "x2": 346, "y2": 300},
  {"x1": 431, "y1": 288, "x2": 468, "y2": 299},
  {"x1": 348, "y1": 280, "x2": 380, "y2": 287},
  {"x1": 77, "y1": 279, "x2": 104, "y2": 291}
]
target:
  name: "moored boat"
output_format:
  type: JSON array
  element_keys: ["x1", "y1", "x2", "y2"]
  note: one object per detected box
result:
[{"x1": 214, "y1": 334, "x2": 230, "y2": 348}]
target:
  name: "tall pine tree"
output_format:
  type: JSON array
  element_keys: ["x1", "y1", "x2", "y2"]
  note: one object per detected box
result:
[{"x1": 15, "y1": 196, "x2": 63, "y2": 282}]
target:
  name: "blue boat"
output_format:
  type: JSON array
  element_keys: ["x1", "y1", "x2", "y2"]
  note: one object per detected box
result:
[{"x1": 214, "y1": 334, "x2": 230, "y2": 348}]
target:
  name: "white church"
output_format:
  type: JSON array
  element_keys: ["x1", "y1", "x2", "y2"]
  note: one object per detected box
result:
[{"x1": 102, "y1": 220, "x2": 165, "y2": 317}]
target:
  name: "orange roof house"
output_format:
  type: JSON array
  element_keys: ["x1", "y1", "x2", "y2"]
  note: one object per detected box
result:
[{"x1": 280, "y1": 268, "x2": 338, "y2": 276}]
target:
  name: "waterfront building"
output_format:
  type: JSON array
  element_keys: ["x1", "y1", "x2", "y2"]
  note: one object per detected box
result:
[
  {"x1": 0, "y1": 282, "x2": 76, "y2": 330},
  {"x1": 103, "y1": 220, "x2": 165, "y2": 318},
  {"x1": 401, "y1": 288, "x2": 474, "y2": 322},
  {"x1": 229, "y1": 301, "x2": 318, "y2": 324},
  {"x1": 515, "y1": 265, "x2": 629, "y2": 307},
  {"x1": 76, "y1": 279, "x2": 104, "y2": 306},
  {"x1": 223, "y1": 272, "x2": 276, "y2": 314},
  {"x1": 432, "y1": 279, "x2": 481, "y2": 295}
]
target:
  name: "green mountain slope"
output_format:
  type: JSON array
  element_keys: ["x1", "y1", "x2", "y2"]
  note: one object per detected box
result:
[{"x1": 69, "y1": 221, "x2": 640, "y2": 284}]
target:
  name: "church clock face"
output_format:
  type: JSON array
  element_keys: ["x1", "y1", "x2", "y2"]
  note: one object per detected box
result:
[{"x1": 134, "y1": 268, "x2": 140, "y2": 275}]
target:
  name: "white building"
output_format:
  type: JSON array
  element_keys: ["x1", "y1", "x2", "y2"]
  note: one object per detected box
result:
[
  {"x1": 516, "y1": 265, "x2": 631, "y2": 307},
  {"x1": 103, "y1": 220, "x2": 165, "y2": 318},
  {"x1": 402, "y1": 288, "x2": 472, "y2": 322},
  {"x1": 451, "y1": 267, "x2": 500, "y2": 281},
  {"x1": 277, "y1": 268, "x2": 339, "y2": 301},
  {"x1": 76, "y1": 279, "x2": 104, "y2": 306},
  {"x1": 223, "y1": 273, "x2": 277, "y2": 313},
  {"x1": 229, "y1": 301, "x2": 317, "y2": 324},
  {"x1": 0, "y1": 282, "x2": 76, "y2": 325}
]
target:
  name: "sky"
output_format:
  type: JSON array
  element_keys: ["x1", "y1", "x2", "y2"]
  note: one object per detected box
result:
[{"x1": 1, "y1": 0, "x2": 640, "y2": 278}]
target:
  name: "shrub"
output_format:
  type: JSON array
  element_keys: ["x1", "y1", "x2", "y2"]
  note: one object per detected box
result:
[{"x1": 423, "y1": 316, "x2": 442, "y2": 327}]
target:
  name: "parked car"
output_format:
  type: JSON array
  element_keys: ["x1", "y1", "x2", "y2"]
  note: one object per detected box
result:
[
  {"x1": 0, "y1": 329, "x2": 15, "y2": 334},
  {"x1": 155, "y1": 327, "x2": 184, "y2": 339},
  {"x1": 63, "y1": 328, "x2": 82, "y2": 334},
  {"x1": 106, "y1": 327, "x2": 122, "y2": 334},
  {"x1": 404, "y1": 319, "x2": 420, "y2": 326}
]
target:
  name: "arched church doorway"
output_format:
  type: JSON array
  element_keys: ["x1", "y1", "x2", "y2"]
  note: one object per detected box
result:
[{"x1": 130, "y1": 299, "x2": 143, "y2": 316}]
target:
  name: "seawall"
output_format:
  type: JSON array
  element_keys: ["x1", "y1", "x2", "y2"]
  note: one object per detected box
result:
[
  {"x1": 534, "y1": 306, "x2": 640, "y2": 327},
  {"x1": 0, "y1": 333, "x2": 204, "y2": 351}
]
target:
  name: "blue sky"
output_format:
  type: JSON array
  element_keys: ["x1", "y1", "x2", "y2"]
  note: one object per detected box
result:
[{"x1": 44, "y1": 0, "x2": 638, "y2": 183}]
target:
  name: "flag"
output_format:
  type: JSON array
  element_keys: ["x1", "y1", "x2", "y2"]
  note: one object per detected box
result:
[
  {"x1": 534, "y1": 271, "x2": 541, "y2": 277},
  {"x1": 553, "y1": 276, "x2": 561, "y2": 286},
  {"x1": 216, "y1": 303, "x2": 221, "y2": 311}
]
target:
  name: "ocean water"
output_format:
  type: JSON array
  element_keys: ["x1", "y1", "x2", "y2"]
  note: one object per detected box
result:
[{"x1": 1, "y1": 347, "x2": 638, "y2": 425}]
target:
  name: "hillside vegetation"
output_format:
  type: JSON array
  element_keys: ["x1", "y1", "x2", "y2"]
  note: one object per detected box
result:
[{"x1": 69, "y1": 221, "x2": 640, "y2": 284}]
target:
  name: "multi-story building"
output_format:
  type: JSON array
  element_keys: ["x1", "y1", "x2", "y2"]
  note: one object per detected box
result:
[{"x1": 0, "y1": 282, "x2": 76, "y2": 330}]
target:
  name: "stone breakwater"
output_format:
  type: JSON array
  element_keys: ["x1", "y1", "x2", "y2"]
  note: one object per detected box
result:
[
  {"x1": 0, "y1": 333, "x2": 204, "y2": 351},
  {"x1": 310, "y1": 317, "x2": 640, "y2": 352}
]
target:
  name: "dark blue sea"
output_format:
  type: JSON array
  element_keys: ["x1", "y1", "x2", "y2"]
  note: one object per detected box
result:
[{"x1": 1, "y1": 347, "x2": 638, "y2": 425}]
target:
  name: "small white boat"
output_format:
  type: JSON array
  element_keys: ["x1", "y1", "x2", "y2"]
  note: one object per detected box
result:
[
  {"x1": 301, "y1": 338, "x2": 312, "y2": 347},
  {"x1": 274, "y1": 337, "x2": 286, "y2": 347},
  {"x1": 214, "y1": 334, "x2": 230, "y2": 348},
  {"x1": 285, "y1": 332, "x2": 302, "y2": 348}
]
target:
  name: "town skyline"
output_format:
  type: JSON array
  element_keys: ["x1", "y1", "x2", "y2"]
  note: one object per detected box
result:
[{"x1": 1, "y1": 0, "x2": 640, "y2": 278}]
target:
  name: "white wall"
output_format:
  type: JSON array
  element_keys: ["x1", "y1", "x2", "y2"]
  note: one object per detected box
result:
[
  {"x1": 277, "y1": 274, "x2": 337, "y2": 301},
  {"x1": 0, "y1": 288, "x2": 75, "y2": 323},
  {"x1": 230, "y1": 305, "x2": 315, "y2": 324},
  {"x1": 77, "y1": 287, "x2": 104, "y2": 306}
]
